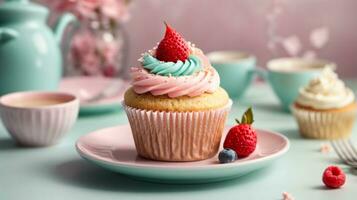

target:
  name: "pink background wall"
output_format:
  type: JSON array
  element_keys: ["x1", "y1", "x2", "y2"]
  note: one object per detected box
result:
[{"x1": 125, "y1": 0, "x2": 357, "y2": 77}]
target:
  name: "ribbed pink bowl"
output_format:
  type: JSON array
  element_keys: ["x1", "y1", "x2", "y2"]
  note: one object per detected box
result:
[{"x1": 0, "y1": 92, "x2": 79, "y2": 147}]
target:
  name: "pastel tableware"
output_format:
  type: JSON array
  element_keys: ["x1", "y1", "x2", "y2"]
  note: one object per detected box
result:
[
  {"x1": 0, "y1": 0, "x2": 76, "y2": 96},
  {"x1": 76, "y1": 124, "x2": 289, "y2": 184},
  {"x1": 208, "y1": 51, "x2": 257, "y2": 98},
  {"x1": 0, "y1": 92, "x2": 79, "y2": 146},
  {"x1": 59, "y1": 77, "x2": 129, "y2": 114},
  {"x1": 262, "y1": 58, "x2": 336, "y2": 112}
]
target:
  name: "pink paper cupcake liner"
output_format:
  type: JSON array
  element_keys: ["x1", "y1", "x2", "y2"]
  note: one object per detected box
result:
[{"x1": 123, "y1": 100, "x2": 232, "y2": 161}]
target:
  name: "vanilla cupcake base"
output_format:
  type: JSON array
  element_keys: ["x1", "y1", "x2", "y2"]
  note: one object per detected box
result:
[
  {"x1": 123, "y1": 100, "x2": 232, "y2": 161},
  {"x1": 291, "y1": 104, "x2": 357, "y2": 139}
]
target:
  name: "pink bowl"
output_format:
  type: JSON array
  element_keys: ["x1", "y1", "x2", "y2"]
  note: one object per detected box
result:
[{"x1": 0, "y1": 92, "x2": 79, "y2": 147}]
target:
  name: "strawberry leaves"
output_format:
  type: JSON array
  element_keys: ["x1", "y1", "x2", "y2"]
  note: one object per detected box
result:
[{"x1": 235, "y1": 107, "x2": 254, "y2": 125}]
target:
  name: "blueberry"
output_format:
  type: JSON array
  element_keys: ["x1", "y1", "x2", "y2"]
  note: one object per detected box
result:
[{"x1": 218, "y1": 148, "x2": 237, "y2": 164}]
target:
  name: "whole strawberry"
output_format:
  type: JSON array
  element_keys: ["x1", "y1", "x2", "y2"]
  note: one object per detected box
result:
[
  {"x1": 223, "y1": 107, "x2": 257, "y2": 158},
  {"x1": 156, "y1": 22, "x2": 190, "y2": 62}
]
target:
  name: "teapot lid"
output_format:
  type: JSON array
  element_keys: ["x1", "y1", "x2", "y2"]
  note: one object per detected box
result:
[{"x1": 0, "y1": 0, "x2": 48, "y2": 20}]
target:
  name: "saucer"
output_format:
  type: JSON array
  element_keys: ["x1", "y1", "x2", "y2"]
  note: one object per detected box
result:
[
  {"x1": 59, "y1": 77, "x2": 129, "y2": 114},
  {"x1": 76, "y1": 124, "x2": 289, "y2": 184}
]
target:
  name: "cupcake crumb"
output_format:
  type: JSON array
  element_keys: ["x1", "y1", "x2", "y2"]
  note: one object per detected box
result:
[
  {"x1": 282, "y1": 192, "x2": 294, "y2": 200},
  {"x1": 320, "y1": 143, "x2": 331, "y2": 153}
]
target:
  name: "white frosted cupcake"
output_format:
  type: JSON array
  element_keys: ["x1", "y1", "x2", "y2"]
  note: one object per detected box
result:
[{"x1": 291, "y1": 67, "x2": 357, "y2": 139}]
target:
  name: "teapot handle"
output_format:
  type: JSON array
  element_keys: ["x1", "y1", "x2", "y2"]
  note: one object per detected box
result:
[
  {"x1": 53, "y1": 13, "x2": 77, "y2": 44},
  {"x1": 0, "y1": 28, "x2": 18, "y2": 43}
]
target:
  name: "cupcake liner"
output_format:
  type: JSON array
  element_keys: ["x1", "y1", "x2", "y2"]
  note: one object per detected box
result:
[
  {"x1": 122, "y1": 100, "x2": 232, "y2": 161},
  {"x1": 291, "y1": 105, "x2": 356, "y2": 139}
]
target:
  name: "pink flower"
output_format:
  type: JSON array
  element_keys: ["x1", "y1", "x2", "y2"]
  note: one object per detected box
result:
[
  {"x1": 71, "y1": 31, "x2": 96, "y2": 59},
  {"x1": 76, "y1": 0, "x2": 101, "y2": 18},
  {"x1": 47, "y1": 0, "x2": 100, "y2": 19},
  {"x1": 102, "y1": 64, "x2": 118, "y2": 77},
  {"x1": 100, "y1": 0, "x2": 130, "y2": 21},
  {"x1": 81, "y1": 53, "x2": 101, "y2": 75},
  {"x1": 41, "y1": 0, "x2": 130, "y2": 21},
  {"x1": 71, "y1": 31, "x2": 102, "y2": 75},
  {"x1": 54, "y1": 0, "x2": 76, "y2": 12},
  {"x1": 102, "y1": 42, "x2": 120, "y2": 64},
  {"x1": 79, "y1": 0, "x2": 101, "y2": 9}
]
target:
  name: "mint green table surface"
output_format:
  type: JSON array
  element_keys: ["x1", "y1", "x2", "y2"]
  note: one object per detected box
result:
[{"x1": 1, "y1": 81, "x2": 357, "y2": 200}]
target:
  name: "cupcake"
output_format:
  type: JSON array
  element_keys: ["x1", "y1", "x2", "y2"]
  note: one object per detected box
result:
[
  {"x1": 123, "y1": 23, "x2": 232, "y2": 161},
  {"x1": 291, "y1": 67, "x2": 357, "y2": 139}
]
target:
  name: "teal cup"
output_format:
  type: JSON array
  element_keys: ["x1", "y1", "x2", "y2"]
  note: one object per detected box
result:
[
  {"x1": 260, "y1": 58, "x2": 336, "y2": 112},
  {"x1": 208, "y1": 51, "x2": 257, "y2": 98}
]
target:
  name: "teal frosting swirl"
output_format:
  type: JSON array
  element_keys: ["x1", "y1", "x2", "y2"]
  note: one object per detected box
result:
[{"x1": 141, "y1": 54, "x2": 202, "y2": 76}]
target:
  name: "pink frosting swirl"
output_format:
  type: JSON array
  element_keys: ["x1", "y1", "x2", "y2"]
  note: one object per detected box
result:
[
  {"x1": 130, "y1": 66, "x2": 220, "y2": 98},
  {"x1": 130, "y1": 47, "x2": 220, "y2": 98}
]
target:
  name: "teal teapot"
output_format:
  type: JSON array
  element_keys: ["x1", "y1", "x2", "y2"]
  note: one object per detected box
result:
[{"x1": 0, "y1": 0, "x2": 76, "y2": 95}]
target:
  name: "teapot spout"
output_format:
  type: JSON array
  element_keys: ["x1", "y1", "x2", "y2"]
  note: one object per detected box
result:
[
  {"x1": 53, "y1": 13, "x2": 77, "y2": 45},
  {"x1": 0, "y1": 28, "x2": 18, "y2": 43}
]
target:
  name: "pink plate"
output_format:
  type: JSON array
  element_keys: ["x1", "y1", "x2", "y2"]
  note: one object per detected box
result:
[
  {"x1": 59, "y1": 77, "x2": 129, "y2": 113},
  {"x1": 76, "y1": 124, "x2": 289, "y2": 183}
]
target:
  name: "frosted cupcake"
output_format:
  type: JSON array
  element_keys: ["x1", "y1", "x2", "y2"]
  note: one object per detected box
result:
[
  {"x1": 123, "y1": 23, "x2": 232, "y2": 161},
  {"x1": 291, "y1": 67, "x2": 357, "y2": 139}
]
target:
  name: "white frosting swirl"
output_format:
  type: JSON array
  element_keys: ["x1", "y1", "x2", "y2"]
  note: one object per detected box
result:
[{"x1": 296, "y1": 67, "x2": 355, "y2": 109}]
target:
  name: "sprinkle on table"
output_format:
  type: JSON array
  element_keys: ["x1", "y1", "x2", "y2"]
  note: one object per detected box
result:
[
  {"x1": 320, "y1": 143, "x2": 331, "y2": 153},
  {"x1": 282, "y1": 192, "x2": 294, "y2": 200}
]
